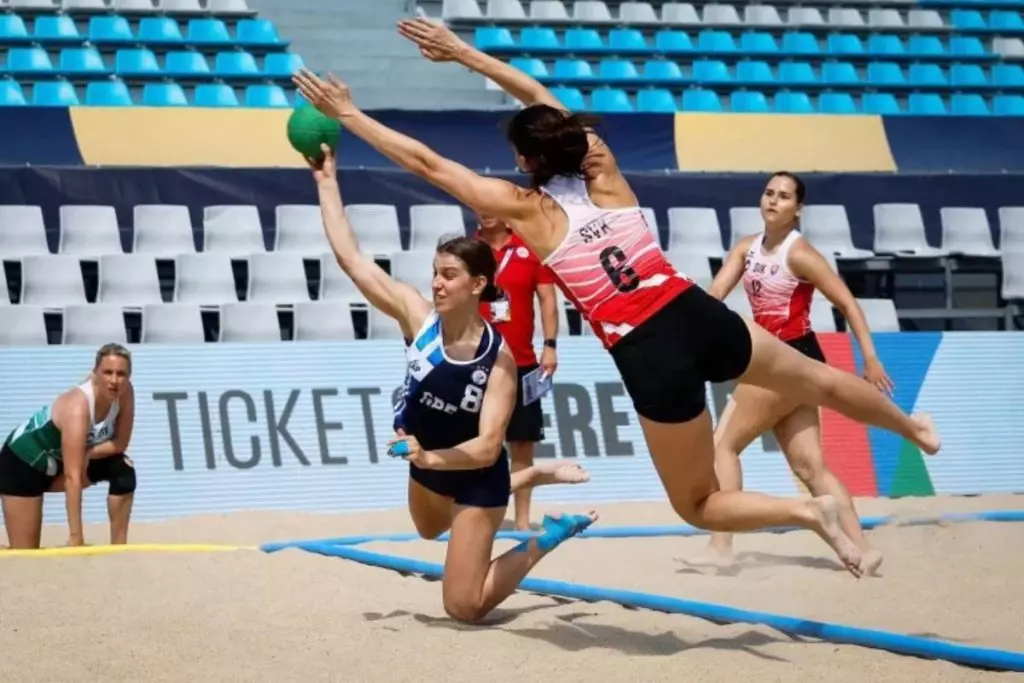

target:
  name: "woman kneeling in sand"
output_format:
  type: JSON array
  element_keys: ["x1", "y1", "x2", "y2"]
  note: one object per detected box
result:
[{"x1": 0, "y1": 343, "x2": 138, "y2": 549}]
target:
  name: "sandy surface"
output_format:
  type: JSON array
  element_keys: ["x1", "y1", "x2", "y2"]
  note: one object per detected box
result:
[{"x1": 1, "y1": 493, "x2": 1022, "y2": 683}]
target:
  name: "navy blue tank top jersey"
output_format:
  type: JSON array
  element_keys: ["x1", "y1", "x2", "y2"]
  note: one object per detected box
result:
[{"x1": 393, "y1": 312, "x2": 505, "y2": 452}]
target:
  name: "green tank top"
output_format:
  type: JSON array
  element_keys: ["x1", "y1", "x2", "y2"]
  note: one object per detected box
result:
[{"x1": 5, "y1": 405, "x2": 63, "y2": 475}]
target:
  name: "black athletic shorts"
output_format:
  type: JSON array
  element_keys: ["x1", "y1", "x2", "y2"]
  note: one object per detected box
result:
[
  {"x1": 506, "y1": 363, "x2": 545, "y2": 444},
  {"x1": 609, "y1": 286, "x2": 753, "y2": 424},
  {"x1": 786, "y1": 331, "x2": 827, "y2": 364},
  {"x1": 409, "y1": 448, "x2": 511, "y2": 508},
  {"x1": 0, "y1": 444, "x2": 134, "y2": 498}
]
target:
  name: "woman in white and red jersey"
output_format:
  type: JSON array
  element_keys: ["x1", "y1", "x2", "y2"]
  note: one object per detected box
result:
[
  {"x1": 698, "y1": 172, "x2": 894, "y2": 575},
  {"x1": 293, "y1": 18, "x2": 940, "y2": 577}
]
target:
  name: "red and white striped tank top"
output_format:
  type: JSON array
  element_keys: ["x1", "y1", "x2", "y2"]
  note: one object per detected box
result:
[
  {"x1": 539, "y1": 177, "x2": 693, "y2": 349},
  {"x1": 742, "y1": 230, "x2": 814, "y2": 341}
]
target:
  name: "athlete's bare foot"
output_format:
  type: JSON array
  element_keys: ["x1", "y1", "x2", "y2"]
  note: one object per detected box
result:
[
  {"x1": 859, "y1": 548, "x2": 884, "y2": 577},
  {"x1": 530, "y1": 461, "x2": 590, "y2": 487},
  {"x1": 913, "y1": 412, "x2": 941, "y2": 455},
  {"x1": 806, "y1": 495, "x2": 863, "y2": 578},
  {"x1": 683, "y1": 541, "x2": 735, "y2": 570}
]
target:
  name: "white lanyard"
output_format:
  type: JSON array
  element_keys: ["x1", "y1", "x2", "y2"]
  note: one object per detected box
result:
[{"x1": 496, "y1": 247, "x2": 514, "y2": 279}]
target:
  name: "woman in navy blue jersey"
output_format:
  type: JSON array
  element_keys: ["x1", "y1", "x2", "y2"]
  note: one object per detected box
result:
[{"x1": 307, "y1": 143, "x2": 595, "y2": 623}]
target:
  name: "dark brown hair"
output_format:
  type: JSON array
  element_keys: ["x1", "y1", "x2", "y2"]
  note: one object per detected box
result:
[
  {"x1": 769, "y1": 171, "x2": 806, "y2": 204},
  {"x1": 506, "y1": 104, "x2": 601, "y2": 189},
  {"x1": 435, "y1": 236, "x2": 501, "y2": 302}
]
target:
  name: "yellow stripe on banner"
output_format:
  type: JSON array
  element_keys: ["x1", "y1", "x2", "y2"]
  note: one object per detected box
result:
[
  {"x1": 674, "y1": 113, "x2": 897, "y2": 173},
  {"x1": 0, "y1": 543, "x2": 255, "y2": 558},
  {"x1": 69, "y1": 107, "x2": 306, "y2": 167}
]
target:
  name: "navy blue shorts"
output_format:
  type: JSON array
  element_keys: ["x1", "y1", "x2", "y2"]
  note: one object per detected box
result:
[{"x1": 409, "y1": 448, "x2": 511, "y2": 508}]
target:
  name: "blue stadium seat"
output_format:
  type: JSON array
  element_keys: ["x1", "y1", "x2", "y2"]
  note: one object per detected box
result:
[
  {"x1": 909, "y1": 93, "x2": 947, "y2": 114},
  {"x1": 264, "y1": 52, "x2": 303, "y2": 77},
  {"x1": 951, "y1": 9, "x2": 987, "y2": 29},
  {"x1": 992, "y1": 64, "x2": 1024, "y2": 86},
  {"x1": 862, "y1": 93, "x2": 901, "y2": 114},
  {"x1": 475, "y1": 27, "x2": 515, "y2": 50},
  {"x1": 909, "y1": 63, "x2": 948, "y2": 86},
  {"x1": 0, "y1": 80, "x2": 27, "y2": 106},
  {"x1": 681, "y1": 88, "x2": 722, "y2": 111},
  {"x1": 636, "y1": 88, "x2": 677, "y2": 112},
  {"x1": 565, "y1": 28, "x2": 604, "y2": 51},
  {"x1": 115, "y1": 49, "x2": 161, "y2": 75},
  {"x1": 142, "y1": 82, "x2": 188, "y2": 106},
  {"x1": 139, "y1": 17, "x2": 185, "y2": 44},
  {"x1": 553, "y1": 59, "x2": 593, "y2": 80},
  {"x1": 990, "y1": 10, "x2": 1024, "y2": 30},
  {"x1": 89, "y1": 16, "x2": 135, "y2": 44},
  {"x1": 33, "y1": 81, "x2": 79, "y2": 106},
  {"x1": 187, "y1": 18, "x2": 232, "y2": 45},
  {"x1": 591, "y1": 87, "x2": 633, "y2": 112},
  {"x1": 655, "y1": 31, "x2": 694, "y2": 53},
  {"x1": 740, "y1": 32, "x2": 778, "y2": 54},
  {"x1": 778, "y1": 61, "x2": 817, "y2": 85},
  {"x1": 599, "y1": 59, "x2": 639, "y2": 81},
  {"x1": 993, "y1": 95, "x2": 1024, "y2": 115},
  {"x1": 867, "y1": 35, "x2": 905, "y2": 56},
  {"x1": 6, "y1": 47, "x2": 54, "y2": 74},
  {"x1": 950, "y1": 36, "x2": 987, "y2": 56},
  {"x1": 608, "y1": 29, "x2": 647, "y2": 52},
  {"x1": 165, "y1": 51, "x2": 211, "y2": 76},
  {"x1": 827, "y1": 34, "x2": 864, "y2": 55},
  {"x1": 60, "y1": 48, "x2": 108, "y2": 75},
  {"x1": 774, "y1": 91, "x2": 814, "y2": 113},
  {"x1": 34, "y1": 16, "x2": 80, "y2": 43},
  {"x1": 693, "y1": 59, "x2": 731, "y2": 83},
  {"x1": 819, "y1": 92, "x2": 857, "y2": 114},
  {"x1": 951, "y1": 63, "x2": 988, "y2": 86},
  {"x1": 214, "y1": 51, "x2": 260, "y2": 77},
  {"x1": 519, "y1": 28, "x2": 559, "y2": 50},
  {"x1": 550, "y1": 86, "x2": 585, "y2": 110},
  {"x1": 245, "y1": 84, "x2": 289, "y2": 107},
  {"x1": 781, "y1": 32, "x2": 819, "y2": 55},
  {"x1": 730, "y1": 90, "x2": 770, "y2": 112},
  {"x1": 736, "y1": 60, "x2": 774, "y2": 83},
  {"x1": 951, "y1": 93, "x2": 989, "y2": 115},
  {"x1": 822, "y1": 61, "x2": 859, "y2": 85},
  {"x1": 85, "y1": 80, "x2": 133, "y2": 106},
  {"x1": 643, "y1": 60, "x2": 683, "y2": 81},
  {"x1": 867, "y1": 62, "x2": 905, "y2": 85},
  {"x1": 194, "y1": 83, "x2": 239, "y2": 106},
  {"x1": 698, "y1": 30, "x2": 737, "y2": 53},
  {"x1": 510, "y1": 57, "x2": 548, "y2": 78},
  {"x1": 908, "y1": 36, "x2": 946, "y2": 57},
  {"x1": 236, "y1": 18, "x2": 286, "y2": 47},
  {"x1": 0, "y1": 15, "x2": 30, "y2": 42}
]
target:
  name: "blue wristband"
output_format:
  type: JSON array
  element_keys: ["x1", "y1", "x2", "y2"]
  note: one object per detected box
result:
[{"x1": 388, "y1": 441, "x2": 410, "y2": 457}]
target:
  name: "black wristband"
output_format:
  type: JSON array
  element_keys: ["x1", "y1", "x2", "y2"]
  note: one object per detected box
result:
[{"x1": 543, "y1": 338, "x2": 557, "y2": 349}]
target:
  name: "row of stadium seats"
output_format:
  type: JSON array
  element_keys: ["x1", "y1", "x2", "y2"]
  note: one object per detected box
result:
[
  {"x1": 1, "y1": 203, "x2": 1019, "y2": 261},
  {"x1": 0, "y1": 293, "x2": 906, "y2": 345},
  {"x1": 445, "y1": 0, "x2": 1024, "y2": 33},
  {"x1": 0, "y1": 47, "x2": 300, "y2": 77},
  {"x1": 0, "y1": 79, "x2": 297, "y2": 105},
  {"x1": 544, "y1": 86, "x2": 1024, "y2": 114},
  {"x1": 3, "y1": 0, "x2": 252, "y2": 11},
  {"x1": 476, "y1": 27, "x2": 1002, "y2": 58},
  {"x1": 0, "y1": 16, "x2": 285, "y2": 47}
]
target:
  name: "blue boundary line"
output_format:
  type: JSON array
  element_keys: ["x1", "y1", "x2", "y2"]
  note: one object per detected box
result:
[
  {"x1": 258, "y1": 508, "x2": 1024, "y2": 672},
  {"x1": 260, "y1": 509, "x2": 1024, "y2": 553}
]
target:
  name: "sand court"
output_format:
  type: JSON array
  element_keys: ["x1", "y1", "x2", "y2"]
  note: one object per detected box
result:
[{"x1": 1, "y1": 493, "x2": 1022, "y2": 682}]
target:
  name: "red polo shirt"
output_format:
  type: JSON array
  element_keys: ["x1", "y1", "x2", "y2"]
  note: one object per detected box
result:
[{"x1": 476, "y1": 231, "x2": 555, "y2": 367}]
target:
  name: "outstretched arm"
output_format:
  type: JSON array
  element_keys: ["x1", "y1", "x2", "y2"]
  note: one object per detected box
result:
[
  {"x1": 294, "y1": 72, "x2": 530, "y2": 224},
  {"x1": 397, "y1": 18, "x2": 562, "y2": 109},
  {"x1": 708, "y1": 237, "x2": 752, "y2": 300},
  {"x1": 309, "y1": 144, "x2": 428, "y2": 338}
]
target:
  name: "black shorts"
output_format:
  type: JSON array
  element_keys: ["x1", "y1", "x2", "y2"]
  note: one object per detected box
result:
[
  {"x1": 507, "y1": 363, "x2": 545, "y2": 443},
  {"x1": 609, "y1": 286, "x2": 753, "y2": 424},
  {"x1": 786, "y1": 331, "x2": 827, "y2": 364},
  {"x1": 409, "y1": 448, "x2": 511, "y2": 508},
  {"x1": 0, "y1": 444, "x2": 134, "y2": 498}
]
